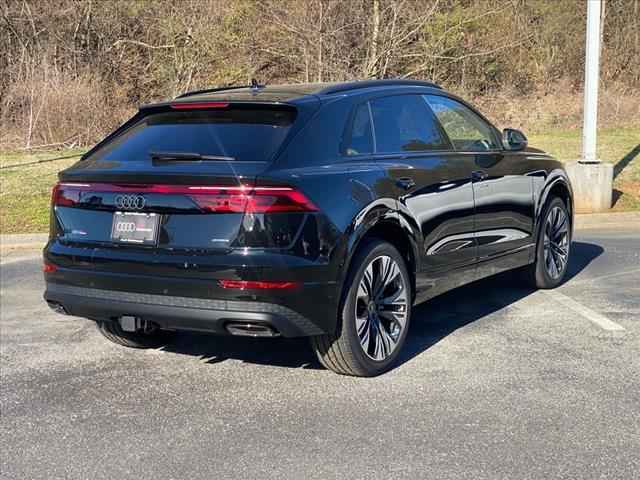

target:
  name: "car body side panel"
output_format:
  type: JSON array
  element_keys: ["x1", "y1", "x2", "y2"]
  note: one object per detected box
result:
[
  {"x1": 472, "y1": 151, "x2": 536, "y2": 279},
  {"x1": 379, "y1": 154, "x2": 478, "y2": 303},
  {"x1": 257, "y1": 159, "x2": 395, "y2": 334},
  {"x1": 474, "y1": 150, "x2": 571, "y2": 280}
]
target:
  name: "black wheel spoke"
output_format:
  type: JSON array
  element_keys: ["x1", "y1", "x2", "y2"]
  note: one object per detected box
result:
[
  {"x1": 355, "y1": 255, "x2": 408, "y2": 361},
  {"x1": 543, "y1": 206, "x2": 569, "y2": 280},
  {"x1": 553, "y1": 213, "x2": 567, "y2": 237}
]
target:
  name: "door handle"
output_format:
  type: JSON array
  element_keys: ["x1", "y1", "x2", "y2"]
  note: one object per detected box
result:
[
  {"x1": 472, "y1": 170, "x2": 489, "y2": 182},
  {"x1": 396, "y1": 177, "x2": 416, "y2": 190}
]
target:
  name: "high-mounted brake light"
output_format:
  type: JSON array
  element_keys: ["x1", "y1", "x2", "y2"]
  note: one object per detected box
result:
[
  {"x1": 219, "y1": 280, "x2": 299, "y2": 290},
  {"x1": 51, "y1": 182, "x2": 319, "y2": 213},
  {"x1": 170, "y1": 102, "x2": 229, "y2": 110}
]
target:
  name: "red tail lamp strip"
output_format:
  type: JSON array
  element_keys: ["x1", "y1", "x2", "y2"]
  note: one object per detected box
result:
[
  {"x1": 219, "y1": 280, "x2": 299, "y2": 290},
  {"x1": 52, "y1": 183, "x2": 318, "y2": 213},
  {"x1": 42, "y1": 262, "x2": 57, "y2": 273}
]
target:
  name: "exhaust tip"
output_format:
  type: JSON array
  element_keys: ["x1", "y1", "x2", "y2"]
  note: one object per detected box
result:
[
  {"x1": 46, "y1": 301, "x2": 68, "y2": 315},
  {"x1": 225, "y1": 322, "x2": 279, "y2": 337}
]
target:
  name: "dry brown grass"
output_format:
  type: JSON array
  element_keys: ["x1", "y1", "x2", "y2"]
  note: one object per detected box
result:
[
  {"x1": 471, "y1": 81, "x2": 640, "y2": 133},
  {"x1": 0, "y1": 61, "x2": 132, "y2": 150},
  {"x1": 2, "y1": 0, "x2": 639, "y2": 150}
]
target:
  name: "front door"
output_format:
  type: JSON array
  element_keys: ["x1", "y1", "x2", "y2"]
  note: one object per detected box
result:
[{"x1": 424, "y1": 94, "x2": 535, "y2": 269}]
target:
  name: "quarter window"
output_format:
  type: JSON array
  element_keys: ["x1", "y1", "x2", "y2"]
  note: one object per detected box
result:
[
  {"x1": 424, "y1": 95, "x2": 499, "y2": 152},
  {"x1": 369, "y1": 95, "x2": 450, "y2": 153},
  {"x1": 343, "y1": 103, "x2": 374, "y2": 156}
]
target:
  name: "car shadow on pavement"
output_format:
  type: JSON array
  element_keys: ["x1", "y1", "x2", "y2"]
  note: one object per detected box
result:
[
  {"x1": 162, "y1": 332, "x2": 321, "y2": 370},
  {"x1": 161, "y1": 241, "x2": 603, "y2": 373},
  {"x1": 396, "y1": 240, "x2": 604, "y2": 369}
]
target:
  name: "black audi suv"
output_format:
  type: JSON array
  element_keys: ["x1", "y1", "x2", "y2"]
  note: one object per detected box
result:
[{"x1": 43, "y1": 79, "x2": 573, "y2": 376}]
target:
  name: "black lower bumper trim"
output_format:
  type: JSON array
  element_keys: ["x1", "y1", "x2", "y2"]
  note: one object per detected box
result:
[{"x1": 44, "y1": 283, "x2": 324, "y2": 337}]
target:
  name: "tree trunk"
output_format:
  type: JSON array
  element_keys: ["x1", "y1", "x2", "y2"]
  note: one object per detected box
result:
[{"x1": 367, "y1": 0, "x2": 380, "y2": 78}]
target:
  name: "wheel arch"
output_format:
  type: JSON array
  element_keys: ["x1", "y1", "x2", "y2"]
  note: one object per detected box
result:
[
  {"x1": 535, "y1": 174, "x2": 574, "y2": 239},
  {"x1": 532, "y1": 174, "x2": 574, "y2": 267},
  {"x1": 340, "y1": 206, "x2": 420, "y2": 305}
]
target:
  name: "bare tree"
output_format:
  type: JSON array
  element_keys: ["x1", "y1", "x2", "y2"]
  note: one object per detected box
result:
[{"x1": 1, "y1": 0, "x2": 638, "y2": 149}]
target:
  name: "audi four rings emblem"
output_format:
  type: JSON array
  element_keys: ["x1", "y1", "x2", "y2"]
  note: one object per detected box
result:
[
  {"x1": 115, "y1": 222, "x2": 137, "y2": 233},
  {"x1": 115, "y1": 194, "x2": 146, "y2": 210}
]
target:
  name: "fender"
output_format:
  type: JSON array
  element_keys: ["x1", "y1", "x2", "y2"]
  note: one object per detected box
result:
[
  {"x1": 337, "y1": 198, "x2": 421, "y2": 295},
  {"x1": 533, "y1": 169, "x2": 574, "y2": 245},
  {"x1": 396, "y1": 207, "x2": 424, "y2": 272}
]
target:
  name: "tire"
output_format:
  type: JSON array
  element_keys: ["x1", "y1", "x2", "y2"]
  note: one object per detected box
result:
[
  {"x1": 97, "y1": 320, "x2": 174, "y2": 349},
  {"x1": 311, "y1": 239, "x2": 412, "y2": 377},
  {"x1": 521, "y1": 196, "x2": 572, "y2": 289}
]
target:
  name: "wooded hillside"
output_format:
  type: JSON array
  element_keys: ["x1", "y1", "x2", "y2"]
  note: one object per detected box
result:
[{"x1": 1, "y1": 0, "x2": 638, "y2": 149}]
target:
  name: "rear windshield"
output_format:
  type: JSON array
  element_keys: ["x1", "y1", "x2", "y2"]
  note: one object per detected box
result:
[{"x1": 87, "y1": 105, "x2": 297, "y2": 162}]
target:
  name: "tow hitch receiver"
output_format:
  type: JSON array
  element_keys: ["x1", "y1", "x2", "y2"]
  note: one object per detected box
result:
[{"x1": 119, "y1": 316, "x2": 139, "y2": 332}]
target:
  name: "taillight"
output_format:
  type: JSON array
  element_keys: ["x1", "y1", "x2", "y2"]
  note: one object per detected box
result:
[
  {"x1": 52, "y1": 182, "x2": 85, "y2": 207},
  {"x1": 51, "y1": 182, "x2": 318, "y2": 213},
  {"x1": 190, "y1": 187, "x2": 318, "y2": 213},
  {"x1": 42, "y1": 262, "x2": 57, "y2": 273},
  {"x1": 219, "y1": 280, "x2": 299, "y2": 290}
]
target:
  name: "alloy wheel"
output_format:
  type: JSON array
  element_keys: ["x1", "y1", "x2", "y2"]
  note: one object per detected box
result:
[
  {"x1": 543, "y1": 206, "x2": 570, "y2": 279},
  {"x1": 354, "y1": 255, "x2": 408, "y2": 361}
]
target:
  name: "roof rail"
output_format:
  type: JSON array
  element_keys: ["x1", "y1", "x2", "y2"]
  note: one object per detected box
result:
[
  {"x1": 318, "y1": 79, "x2": 442, "y2": 95},
  {"x1": 175, "y1": 85, "x2": 251, "y2": 99}
]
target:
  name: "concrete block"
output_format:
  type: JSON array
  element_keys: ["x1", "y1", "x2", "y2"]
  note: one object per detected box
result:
[{"x1": 565, "y1": 162, "x2": 613, "y2": 213}]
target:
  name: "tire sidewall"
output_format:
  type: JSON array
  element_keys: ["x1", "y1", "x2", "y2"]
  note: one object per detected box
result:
[
  {"x1": 535, "y1": 197, "x2": 572, "y2": 288},
  {"x1": 339, "y1": 240, "x2": 412, "y2": 375}
]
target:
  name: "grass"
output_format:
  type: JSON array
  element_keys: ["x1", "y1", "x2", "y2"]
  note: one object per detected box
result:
[
  {"x1": 528, "y1": 127, "x2": 640, "y2": 211},
  {"x1": 1, "y1": 149, "x2": 85, "y2": 234},
  {"x1": 0, "y1": 127, "x2": 638, "y2": 234}
]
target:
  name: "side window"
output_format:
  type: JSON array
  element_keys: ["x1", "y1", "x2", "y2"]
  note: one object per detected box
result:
[
  {"x1": 424, "y1": 95, "x2": 499, "y2": 152},
  {"x1": 370, "y1": 95, "x2": 450, "y2": 153},
  {"x1": 343, "y1": 103, "x2": 373, "y2": 156}
]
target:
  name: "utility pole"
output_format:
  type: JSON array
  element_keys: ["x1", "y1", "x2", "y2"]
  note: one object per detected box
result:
[
  {"x1": 581, "y1": 0, "x2": 601, "y2": 164},
  {"x1": 567, "y1": 0, "x2": 613, "y2": 212}
]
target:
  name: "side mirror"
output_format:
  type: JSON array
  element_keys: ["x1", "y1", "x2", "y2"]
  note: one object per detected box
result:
[{"x1": 502, "y1": 128, "x2": 528, "y2": 151}]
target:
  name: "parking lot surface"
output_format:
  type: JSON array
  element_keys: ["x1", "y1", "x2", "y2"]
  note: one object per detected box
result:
[{"x1": 1, "y1": 228, "x2": 639, "y2": 479}]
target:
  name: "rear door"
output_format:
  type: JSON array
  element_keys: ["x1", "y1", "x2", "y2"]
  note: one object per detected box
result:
[
  {"x1": 362, "y1": 94, "x2": 478, "y2": 298},
  {"x1": 425, "y1": 95, "x2": 535, "y2": 263}
]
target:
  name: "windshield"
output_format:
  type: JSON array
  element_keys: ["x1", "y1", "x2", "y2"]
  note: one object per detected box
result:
[{"x1": 87, "y1": 105, "x2": 297, "y2": 163}]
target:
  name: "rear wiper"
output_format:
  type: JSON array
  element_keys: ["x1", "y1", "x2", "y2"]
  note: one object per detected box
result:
[{"x1": 150, "y1": 151, "x2": 236, "y2": 162}]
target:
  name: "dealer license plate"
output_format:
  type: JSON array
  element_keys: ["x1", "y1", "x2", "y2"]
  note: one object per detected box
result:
[{"x1": 110, "y1": 212, "x2": 160, "y2": 245}]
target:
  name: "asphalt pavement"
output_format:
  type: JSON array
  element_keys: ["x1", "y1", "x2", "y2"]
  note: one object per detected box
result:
[{"x1": 1, "y1": 228, "x2": 638, "y2": 479}]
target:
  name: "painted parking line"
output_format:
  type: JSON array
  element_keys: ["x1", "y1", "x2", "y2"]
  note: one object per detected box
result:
[
  {"x1": 570, "y1": 267, "x2": 640, "y2": 286},
  {"x1": 542, "y1": 290, "x2": 626, "y2": 332},
  {"x1": 0, "y1": 252, "x2": 41, "y2": 265}
]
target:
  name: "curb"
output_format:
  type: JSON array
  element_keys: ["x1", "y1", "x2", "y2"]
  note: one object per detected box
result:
[
  {"x1": 573, "y1": 211, "x2": 640, "y2": 229},
  {"x1": 0, "y1": 233, "x2": 48, "y2": 253},
  {"x1": 1, "y1": 212, "x2": 638, "y2": 252}
]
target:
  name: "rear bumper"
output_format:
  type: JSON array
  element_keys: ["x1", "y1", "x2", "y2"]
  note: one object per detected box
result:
[{"x1": 44, "y1": 282, "x2": 326, "y2": 337}]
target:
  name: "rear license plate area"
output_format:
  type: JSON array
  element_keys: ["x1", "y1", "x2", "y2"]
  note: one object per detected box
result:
[{"x1": 110, "y1": 212, "x2": 160, "y2": 245}]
